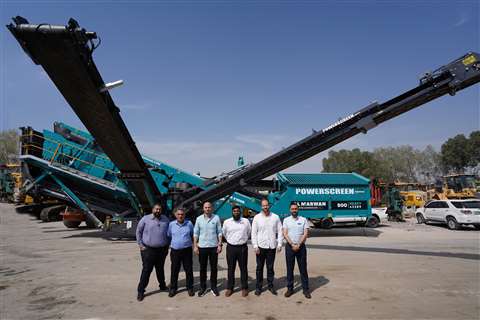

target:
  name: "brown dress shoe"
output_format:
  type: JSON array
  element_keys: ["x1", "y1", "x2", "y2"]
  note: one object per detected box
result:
[
  {"x1": 284, "y1": 290, "x2": 294, "y2": 298},
  {"x1": 241, "y1": 289, "x2": 248, "y2": 297},
  {"x1": 225, "y1": 289, "x2": 233, "y2": 297}
]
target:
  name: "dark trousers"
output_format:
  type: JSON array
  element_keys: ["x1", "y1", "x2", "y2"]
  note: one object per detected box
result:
[
  {"x1": 256, "y1": 248, "x2": 276, "y2": 290},
  {"x1": 285, "y1": 243, "x2": 309, "y2": 291},
  {"x1": 137, "y1": 246, "x2": 169, "y2": 293},
  {"x1": 170, "y1": 247, "x2": 194, "y2": 291},
  {"x1": 226, "y1": 243, "x2": 248, "y2": 290},
  {"x1": 198, "y1": 247, "x2": 218, "y2": 290}
]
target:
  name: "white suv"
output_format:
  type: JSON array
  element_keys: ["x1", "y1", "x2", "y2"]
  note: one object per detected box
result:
[{"x1": 416, "y1": 199, "x2": 480, "y2": 230}]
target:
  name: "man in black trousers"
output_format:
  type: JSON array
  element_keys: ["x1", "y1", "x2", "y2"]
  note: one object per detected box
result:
[
  {"x1": 222, "y1": 205, "x2": 251, "y2": 297},
  {"x1": 135, "y1": 203, "x2": 170, "y2": 301},
  {"x1": 167, "y1": 208, "x2": 195, "y2": 297}
]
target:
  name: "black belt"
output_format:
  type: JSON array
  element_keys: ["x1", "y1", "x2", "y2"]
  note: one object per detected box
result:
[
  {"x1": 144, "y1": 245, "x2": 168, "y2": 249},
  {"x1": 227, "y1": 242, "x2": 247, "y2": 247}
]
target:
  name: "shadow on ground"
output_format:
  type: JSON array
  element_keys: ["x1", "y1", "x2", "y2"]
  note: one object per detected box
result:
[
  {"x1": 143, "y1": 274, "x2": 328, "y2": 298},
  {"x1": 309, "y1": 227, "x2": 382, "y2": 238},
  {"x1": 307, "y1": 244, "x2": 480, "y2": 260}
]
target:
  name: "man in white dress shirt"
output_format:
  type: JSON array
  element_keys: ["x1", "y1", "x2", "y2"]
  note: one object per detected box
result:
[
  {"x1": 251, "y1": 198, "x2": 283, "y2": 296},
  {"x1": 222, "y1": 205, "x2": 252, "y2": 297}
]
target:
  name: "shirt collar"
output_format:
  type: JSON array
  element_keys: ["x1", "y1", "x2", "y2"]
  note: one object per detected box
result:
[
  {"x1": 203, "y1": 213, "x2": 214, "y2": 221},
  {"x1": 175, "y1": 220, "x2": 188, "y2": 226}
]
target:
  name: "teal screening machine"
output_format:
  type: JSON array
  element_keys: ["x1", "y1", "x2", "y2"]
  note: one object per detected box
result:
[
  {"x1": 269, "y1": 173, "x2": 372, "y2": 228},
  {"x1": 7, "y1": 17, "x2": 480, "y2": 235}
]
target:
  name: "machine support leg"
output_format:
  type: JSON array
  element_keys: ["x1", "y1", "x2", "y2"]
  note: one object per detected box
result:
[{"x1": 49, "y1": 174, "x2": 103, "y2": 228}]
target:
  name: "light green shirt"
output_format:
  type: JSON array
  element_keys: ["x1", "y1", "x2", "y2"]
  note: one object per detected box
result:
[{"x1": 193, "y1": 214, "x2": 222, "y2": 248}]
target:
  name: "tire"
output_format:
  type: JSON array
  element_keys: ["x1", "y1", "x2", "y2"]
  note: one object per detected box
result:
[
  {"x1": 40, "y1": 205, "x2": 65, "y2": 222},
  {"x1": 63, "y1": 220, "x2": 81, "y2": 228},
  {"x1": 366, "y1": 216, "x2": 379, "y2": 228},
  {"x1": 416, "y1": 213, "x2": 426, "y2": 224},
  {"x1": 474, "y1": 225, "x2": 480, "y2": 230},
  {"x1": 321, "y1": 218, "x2": 333, "y2": 229},
  {"x1": 40, "y1": 207, "x2": 51, "y2": 222},
  {"x1": 446, "y1": 217, "x2": 459, "y2": 230}
]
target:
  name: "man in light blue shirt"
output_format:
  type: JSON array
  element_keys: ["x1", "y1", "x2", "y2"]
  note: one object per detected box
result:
[
  {"x1": 193, "y1": 202, "x2": 223, "y2": 297},
  {"x1": 167, "y1": 208, "x2": 194, "y2": 297},
  {"x1": 282, "y1": 202, "x2": 310, "y2": 299}
]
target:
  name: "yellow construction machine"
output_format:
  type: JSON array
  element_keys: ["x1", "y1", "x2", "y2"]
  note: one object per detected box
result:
[{"x1": 432, "y1": 174, "x2": 478, "y2": 200}]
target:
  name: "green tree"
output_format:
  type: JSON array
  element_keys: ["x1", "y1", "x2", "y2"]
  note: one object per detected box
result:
[
  {"x1": 440, "y1": 134, "x2": 471, "y2": 173},
  {"x1": 468, "y1": 131, "x2": 480, "y2": 166},
  {"x1": 322, "y1": 148, "x2": 380, "y2": 178},
  {"x1": 416, "y1": 145, "x2": 442, "y2": 183},
  {"x1": 0, "y1": 130, "x2": 19, "y2": 164}
]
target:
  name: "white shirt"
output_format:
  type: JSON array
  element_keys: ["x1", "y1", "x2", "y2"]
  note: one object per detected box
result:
[
  {"x1": 251, "y1": 212, "x2": 284, "y2": 250},
  {"x1": 222, "y1": 217, "x2": 251, "y2": 245},
  {"x1": 283, "y1": 215, "x2": 309, "y2": 244}
]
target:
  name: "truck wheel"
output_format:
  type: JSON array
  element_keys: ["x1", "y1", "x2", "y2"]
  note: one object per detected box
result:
[
  {"x1": 321, "y1": 219, "x2": 333, "y2": 229},
  {"x1": 416, "y1": 213, "x2": 426, "y2": 224},
  {"x1": 40, "y1": 207, "x2": 51, "y2": 222},
  {"x1": 63, "y1": 220, "x2": 81, "y2": 228},
  {"x1": 366, "y1": 216, "x2": 379, "y2": 228},
  {"x1": 446, "y1": 217, "x2": 459, "y2": 230}
]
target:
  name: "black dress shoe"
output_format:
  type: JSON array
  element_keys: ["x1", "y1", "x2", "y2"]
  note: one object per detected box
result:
[
  {"x1": 268, "y1": 287, "x2": 278, "y2": 295},
  {"x1": 168, "y1": 290, "x2": 176, "y2": 298},
  {"x1": 159, "y1": 284, "x2": 168, "y2": 291},
  {"x1": 137, "y1": 292, "x2": 144, "y2": 301},
  {"x1": 254, "y1": 289, "x2": 261, "y2": 296},
  {"x1": 188, "y1": 289, "x2": 195, "y2": 297},
  {"x1": 211, "y1": 288, "x2": 220, "y2": 296},
  {"x1": 197, "y1": 288, "x2": 206, "y2": 297},
  {"x1": 303, "y1": 291, "x2": 311, "y2": 299}
]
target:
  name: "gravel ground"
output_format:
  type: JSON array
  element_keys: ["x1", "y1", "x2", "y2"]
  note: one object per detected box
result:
[{"x1": 1, "y1": 203, "x2": 479, "y2": 319}]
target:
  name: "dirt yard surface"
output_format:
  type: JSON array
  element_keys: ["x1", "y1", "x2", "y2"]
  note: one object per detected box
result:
[{"x1": 1, "y1": 203, "x2": 479, "y2": 319}]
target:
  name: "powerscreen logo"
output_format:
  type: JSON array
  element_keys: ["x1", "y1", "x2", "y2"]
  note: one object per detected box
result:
[{"x1": 295, "y1": 187, "x2": 355, "y2": 195}]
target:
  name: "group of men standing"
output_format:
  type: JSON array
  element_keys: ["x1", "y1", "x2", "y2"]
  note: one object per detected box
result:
[{"x1": 135, "y1": 199, "x2": 311, "y2": 301}]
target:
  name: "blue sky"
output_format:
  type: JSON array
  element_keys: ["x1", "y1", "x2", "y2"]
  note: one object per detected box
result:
[{"x1": 1, "y1": 1, "x2": 479, "y2": 176}]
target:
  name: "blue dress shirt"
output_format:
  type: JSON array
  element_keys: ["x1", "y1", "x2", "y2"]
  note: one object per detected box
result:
[
  {"x1": 136, "y1": 214, "x2": 170, "y2": 248},
  {"x1": 167, "y1": 220, "x2": 194, "y2": 250}
]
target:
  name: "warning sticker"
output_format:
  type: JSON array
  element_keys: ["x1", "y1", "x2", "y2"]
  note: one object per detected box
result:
[{"x1": 462, "y1": 55, "x2": 477, "y2": 66}]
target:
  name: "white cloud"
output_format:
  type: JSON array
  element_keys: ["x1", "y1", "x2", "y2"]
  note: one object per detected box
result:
[
  {"x1": 235, "y1": 133, "x2": 288, "y2": 151},
  {"x1": 454, "y1": 13, "x2": 469, "y2": 27},
  {"x1": 136, "y1": 133, "x2": 297, "y2": 176}
]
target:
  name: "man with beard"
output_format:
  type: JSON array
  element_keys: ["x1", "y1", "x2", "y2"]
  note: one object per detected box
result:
[
  {"x1": 222, "y1": 205, "x2": 251, "y2": 297},
  {"x1": 136, "y1": 203, "x2": 170, "y2": 301},
  {"x1": 282, "y1": 202, "x2": 311, "y2": 299},
  {"x1": 251, "y1": 198, "x2": 283, "y2": 296}
]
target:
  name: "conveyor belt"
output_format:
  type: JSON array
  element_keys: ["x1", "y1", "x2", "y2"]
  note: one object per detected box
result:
[
  {"x1": 180, "y1": 52, "x2": 480, "y2": 210},
  {"x1": 7, "y1": 17, "x2": 161, "y2": 212}
]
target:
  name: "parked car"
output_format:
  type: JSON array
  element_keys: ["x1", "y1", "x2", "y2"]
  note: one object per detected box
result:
[
  {"x1": 416, "y1": 199, "x2": 480, "y2": 230},
  {"x1": 371, "y1": 207, "x2": 388, "y2": 224}
]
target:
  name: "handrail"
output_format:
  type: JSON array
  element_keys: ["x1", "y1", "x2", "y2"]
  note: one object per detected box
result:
[
  {"x1": 21, "y1": 143, "x2": 118, "y2": 175},
  {"x1": 21, "y1": 132, "x2": 112, "y2": 162}
]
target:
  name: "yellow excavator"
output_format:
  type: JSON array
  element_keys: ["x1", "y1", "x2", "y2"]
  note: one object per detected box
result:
[{"x1": 432, "y1": 174, "x2": 478, "y2": 200}]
